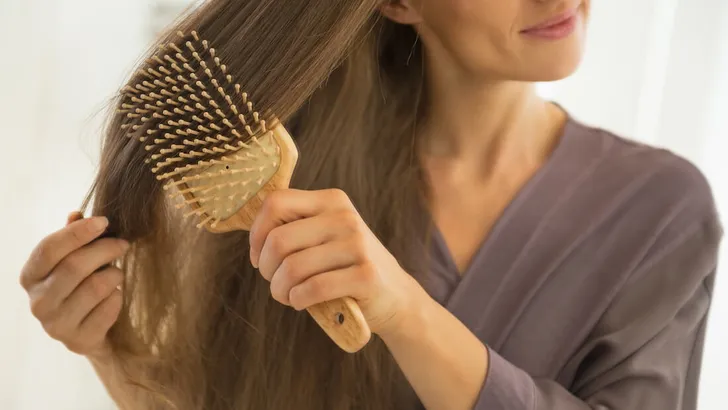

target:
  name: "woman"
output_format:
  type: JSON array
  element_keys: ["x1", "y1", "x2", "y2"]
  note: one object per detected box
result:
[{"x1": 19, "y1": 0, "x2": 722, "y2": 409}]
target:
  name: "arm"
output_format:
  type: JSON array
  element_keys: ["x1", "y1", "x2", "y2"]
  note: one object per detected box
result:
[
  {"x1": 246, "y1": 188, "x2": 721, "y2": 410},
  {"x1": 381, "y1": 215, "x2": 721, "y2": 410},
  {"x1": 381, "y1": 290, "x2": 489, "y2": 410},
  {"x1": 18, "y1": 213, "x2": 149, "y2": 410}
]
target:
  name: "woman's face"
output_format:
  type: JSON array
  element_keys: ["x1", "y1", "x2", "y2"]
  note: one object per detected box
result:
[{"x1": 382, "y1": 0, "x2": 590, "y2": 82}]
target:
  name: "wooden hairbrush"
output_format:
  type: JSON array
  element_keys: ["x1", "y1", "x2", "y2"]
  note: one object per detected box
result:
[{"x1": 117, "y1": 30, "x2": 371, "y2": 353}]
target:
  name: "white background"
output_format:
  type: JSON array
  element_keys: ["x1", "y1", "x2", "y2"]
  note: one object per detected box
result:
[{"x1": 1, "y1": 0, "x2": 726, "y2": 409}]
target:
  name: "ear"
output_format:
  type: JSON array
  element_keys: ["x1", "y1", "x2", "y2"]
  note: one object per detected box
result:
[{"x1": 379, "y1": 0, "x2": 423, "y2": 25}]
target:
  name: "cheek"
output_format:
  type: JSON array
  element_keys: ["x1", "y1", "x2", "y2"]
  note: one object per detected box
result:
[
  {"x1": 419, "y1": 0, "x2": 587, "y2": 81},
  {"x1": 422, "y1": 0, "x2": 520, "y2": 74}
]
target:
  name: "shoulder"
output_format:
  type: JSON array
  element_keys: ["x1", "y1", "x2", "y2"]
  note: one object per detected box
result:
[
  {"x1": 567, "y1": 118, "x2": 719, "y2": 221},
  {"x1": 563, "y1": 117, "x2": 723, "y2": 259}
]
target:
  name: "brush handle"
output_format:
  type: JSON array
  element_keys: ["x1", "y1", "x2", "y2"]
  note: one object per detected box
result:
[
  {"x1": 210, "y1": 188, "x2": 373, "y2": 351},
  {"x1": 306, "y1": 296, "x2": 371, "y2": 353},
  {"x1": 223, "y1": 183, "x2": 373, "y2": 352},
  {"x1": 204, "y1": 123, "x2": 372, "y2": 352}
]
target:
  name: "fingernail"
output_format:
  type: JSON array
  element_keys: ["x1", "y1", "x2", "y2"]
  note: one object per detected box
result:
[
  {"x1": 92, "y1": 217, "x2": 109, "y2": 232},
  {"x1": 119, "y1": 240, "x2": 130, "y2": 252}
]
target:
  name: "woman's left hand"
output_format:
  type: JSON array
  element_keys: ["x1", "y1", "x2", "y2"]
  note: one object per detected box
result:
[{"x1": 248, "y1": 188, "x2": 425, "y2": 337}]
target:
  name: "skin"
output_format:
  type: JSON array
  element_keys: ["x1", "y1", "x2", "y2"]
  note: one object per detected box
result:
[
  {"x1": 19, "y1": 0, "x2": 590, "y2": 409},
  {"x1": 19, "y1": 214, "x2": 139, "y2": 408},
  {"x1": 249, "y1": 1, "x2": 591, "y2": 409},
  {"x1": 19, "y1": 214, "x2": 126, "y2": 359}
]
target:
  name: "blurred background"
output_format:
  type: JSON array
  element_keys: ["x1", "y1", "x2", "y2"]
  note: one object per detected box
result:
[{"x1": 1, "y1": 0, "x2": 726, "y2": 409}]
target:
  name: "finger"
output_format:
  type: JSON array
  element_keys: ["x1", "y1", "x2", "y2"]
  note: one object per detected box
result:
[
  {"x1": 29, "y1": 238, "x2": 129, "y2": 319},
  {"x1": 288, "y1": 265, "x2": 371, "y2": 311},
  {"x1": 68, "y1": 212, "x2": 115, "y2": 239},
  {"x1": 77, "y1": 288, "x2": 123, "y2": 344},
  {"x1": 269, "y1": 239, "x2": 361, "y2": 305},
  {"x1": 64, "y1": 288, "x2": 123, "y2": 356},
  {"x1": 20, "y1": 216, "x2": 109, "y2": 289},
  {"x1": 47, "y1": 238, "x2": 128, "y2": 305},
  {"x1": 257, "y1": 211, "x2": 360, "y2": 280},
  {"x1": 52, "y1": 267, "x2": 124, "y2": 332},
  {"x1": 249, "y1": 189, "x2": 353, "y2": 267},
  {"x1": 67, "y1": 211, "x2": 84, "y2": 226}
]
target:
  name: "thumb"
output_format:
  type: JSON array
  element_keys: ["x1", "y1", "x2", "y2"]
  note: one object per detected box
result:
[{"x1": 66, "y1": 211, "x2": 84, "y2": 226}]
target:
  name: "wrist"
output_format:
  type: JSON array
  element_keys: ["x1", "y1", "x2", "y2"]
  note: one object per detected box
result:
[{"x1": 378, "y1": 277, "x2": 434, "y2": 344}]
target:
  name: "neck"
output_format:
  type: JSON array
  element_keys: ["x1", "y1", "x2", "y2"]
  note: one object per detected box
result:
[{"x1": 419, "y1": 66, "x2": 564, "y2": 170}]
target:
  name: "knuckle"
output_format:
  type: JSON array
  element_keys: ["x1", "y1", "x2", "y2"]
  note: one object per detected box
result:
[
  {"x1": 267, "y1": 230, "x2": 288, "y2": 257},
  {"x1": 326, "y1": 188, "x2": 350, "y2": 205},
  {"x1": 306, "y1": 277, "x2": 328, "y2": 299},
  {"x1": 270, "y1": 283, "x2": 286, "y2": 304},
  {"x1": 61, "y1": 254, "x2": 86, "y2": 277},
  {"x1": 42, "y1": 320, "x2": 63, "y2": 340},
  {"x1": 278, "y1": 258, "x2": 298, "y2": 283},
  {"x1": 25, "y1": 238, "x2": 53, "y2": 278},
  {"x1": 20, "y1": 243, "x2": 51, "y2": 288},
  {"x1": 29, "y1": 295, "x2": 48, "y2": 319},
  {"x1": 269, "y1": 277, "x2": 289, "y2": 305},
  {"x1": 357, "y1": 263, "x2": 378, "y2": 284},
  {"x1": 113, "y1": 239, "x2": 130, "y2": 257},
  {"x1": 349, "y1": 235, "x2": 369, "y2": 259},
  {"x1": 18, "y1": 268, "x2": 30, "y2": 290},
  {"x1": 263, "y1": 191, "x2": 284, "y2": 214},
  {"x1": 33, "y1": 237, "x2": 52, "y2": 262},
  {"x1": 337, "y1": 209, "x2": 361, "y2": 231},
  {"x1": 87, "y1": 273, "x2": 112, "y2": 300}
]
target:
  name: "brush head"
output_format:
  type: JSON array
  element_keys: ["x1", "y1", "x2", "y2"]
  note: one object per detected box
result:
[
  {"x1": 116, "y1": 31, "x2": 371, "y2": 354},
  {"x1": 117, "y1": 31, "x2": 297, "y2": 232}
]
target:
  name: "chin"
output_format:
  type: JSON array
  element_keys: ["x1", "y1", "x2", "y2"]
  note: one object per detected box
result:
[
  {"x1": 511, "y1": 43, "x2": 585, "y2": 82},
  {"x1": 528, "y1": 55, "x2": 583, "y2": 82}
]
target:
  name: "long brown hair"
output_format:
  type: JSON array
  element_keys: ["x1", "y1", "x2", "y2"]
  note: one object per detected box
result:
[{"x1": 83, "y1": 1, "x2": 430, "y2": 408}]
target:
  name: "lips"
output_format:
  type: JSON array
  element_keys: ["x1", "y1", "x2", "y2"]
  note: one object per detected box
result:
[{"x1": 520, "y1": 8, "x2": 579, "y2": 40}]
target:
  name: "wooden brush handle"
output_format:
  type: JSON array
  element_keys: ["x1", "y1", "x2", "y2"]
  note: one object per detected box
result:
[
  {"x1": 306, "y1": 296, "x2": 371, "y2": 353},
  {"x1": 204, "y1": 123, "x2": 372, "y2": 352},
  {"x1": 232, "y1": 187, "x2": 372, "y2": 352},
  {"x1": 209, "y1": 187, "x2": 373, "y2": 352}
]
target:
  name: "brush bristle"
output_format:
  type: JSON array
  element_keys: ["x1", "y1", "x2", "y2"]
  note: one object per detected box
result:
[{"x1": 117, "y1": 31, "x2": 282, "y2": 228}]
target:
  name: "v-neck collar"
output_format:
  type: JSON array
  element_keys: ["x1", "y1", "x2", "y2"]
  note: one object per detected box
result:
[{"x1": 429, "y1": 116, "x2": 580, "y2": 301}]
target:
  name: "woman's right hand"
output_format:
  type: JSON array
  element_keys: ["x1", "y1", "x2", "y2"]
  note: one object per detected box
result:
[{"x1": 19, "y1": 212, "x2": 129, "y2": 359}]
